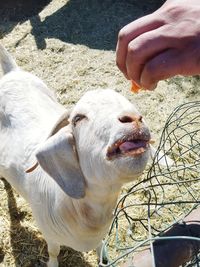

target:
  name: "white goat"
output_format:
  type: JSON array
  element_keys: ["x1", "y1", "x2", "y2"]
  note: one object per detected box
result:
[{"x1": 0, "y1": 44, "x2": 153, "y2": 267}]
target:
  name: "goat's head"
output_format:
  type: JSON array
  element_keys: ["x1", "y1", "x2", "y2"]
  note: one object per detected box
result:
[{"x1": 31, "y1": 90, "x2": 152, "y2": 199}]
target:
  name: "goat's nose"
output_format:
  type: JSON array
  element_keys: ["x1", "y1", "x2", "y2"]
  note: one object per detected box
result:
[{"x1": 118, "y1": 114, "x2": 143, "y2": 124}]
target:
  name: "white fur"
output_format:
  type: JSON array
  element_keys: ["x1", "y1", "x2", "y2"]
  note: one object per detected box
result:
[{"x1": 0, "y1": 44, "x2": 151, "y2": 266}]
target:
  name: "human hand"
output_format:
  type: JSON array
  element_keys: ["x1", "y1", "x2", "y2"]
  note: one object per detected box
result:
[{"x1": 116, "y1": 0, "x2": 200, "y2": 90}]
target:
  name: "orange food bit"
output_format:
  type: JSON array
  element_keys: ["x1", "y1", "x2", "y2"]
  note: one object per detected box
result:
[{"x1": 131, "y1": 80, "x2": 142, "y2": 93}]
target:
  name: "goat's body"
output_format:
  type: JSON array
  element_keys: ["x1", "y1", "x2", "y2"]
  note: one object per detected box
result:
[
  {"x1": 0, "y1": 67, "x2": 115, "y2": 253},
  {"x1": 0, "y1": 70, "x2": 64, "y2": 195},
  {"x1": 0, "y1": 45, "x2": 154, "y2": 266}
]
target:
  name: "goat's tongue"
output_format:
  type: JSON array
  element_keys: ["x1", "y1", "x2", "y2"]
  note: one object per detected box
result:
[{"x1": 119, "y1": 140, "x2": 147, "y2": 152}]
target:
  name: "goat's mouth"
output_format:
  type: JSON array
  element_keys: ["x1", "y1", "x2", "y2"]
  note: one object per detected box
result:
[{"x1": 106, "y1": 136, "x2": 154, "y2": 160}]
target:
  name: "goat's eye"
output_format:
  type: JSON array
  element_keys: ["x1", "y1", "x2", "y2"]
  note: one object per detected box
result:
[{"x1": 72, "y1": 114, "x2": 86, "y2": 127}]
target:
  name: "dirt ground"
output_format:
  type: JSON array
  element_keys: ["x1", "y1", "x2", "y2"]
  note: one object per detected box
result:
[{"x1": 0, "y1": 0, "x2": 200, "y2": 266}]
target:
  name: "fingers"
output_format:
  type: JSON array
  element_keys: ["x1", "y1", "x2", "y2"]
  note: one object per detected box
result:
[
  {"x1": 140, "y1": 49, "x2": 187, "y2": 89},
  {"x1": 117, "y1": 21, "x2": 198, "y2": 89},
  {"x1": 116, "y1": 0, "x2": 200, "y2": 90},
  {"x1": 116, "y1": 14, "x2": 164, "y2": 78},
  {"x1": 125, "y1": 25, "x2": 175, "y2": 85}
]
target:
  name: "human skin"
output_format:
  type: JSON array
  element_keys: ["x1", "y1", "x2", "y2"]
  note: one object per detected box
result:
[
  {"x1": 116, "y1": 0, "x2": 200, "y2": 90},
  {"x1": 121, "y1": 206, "x2": 200, "y2": 267}
]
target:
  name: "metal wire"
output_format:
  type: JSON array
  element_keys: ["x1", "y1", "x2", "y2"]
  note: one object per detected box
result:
[{"x1": 100, "y1": 101, "x2": 200, "y2": 267}]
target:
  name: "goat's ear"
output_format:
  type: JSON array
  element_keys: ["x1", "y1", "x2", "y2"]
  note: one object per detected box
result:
[{"x1": 36, "y1": 126, "x2": 85, "y2": 199}]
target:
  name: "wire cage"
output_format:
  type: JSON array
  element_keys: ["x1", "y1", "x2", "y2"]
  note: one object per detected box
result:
[{"x1": 100, "y1": 101, "x2": 200, "y2": 267}]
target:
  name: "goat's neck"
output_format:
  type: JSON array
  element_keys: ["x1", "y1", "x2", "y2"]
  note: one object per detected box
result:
[
  {"x1": 37, "y1": 169, "x2": 122, "y2": 235},
  {"x1": 71, "y1": 181, "x2": 122, "y2": 230},
  {"x1": 85, "y1": 181, "x2": 121, "y2": 206}
]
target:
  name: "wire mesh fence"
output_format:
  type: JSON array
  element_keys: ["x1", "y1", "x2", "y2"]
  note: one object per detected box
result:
[{"x1": 100, "y1": 101, "x2": 200, "y2": 267}]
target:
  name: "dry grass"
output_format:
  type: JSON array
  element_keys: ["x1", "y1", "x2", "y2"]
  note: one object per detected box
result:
[{"x1": 0, "y1": 0, "x2": 200, "y2": 266}]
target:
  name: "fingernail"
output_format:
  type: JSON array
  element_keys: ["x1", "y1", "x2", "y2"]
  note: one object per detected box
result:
[
  {"x1": 123, "y1": 72, "x2": 130, "y2": 80},
  {"x1": 148, "y1": 83, "x2": 157, "y2": 91},
  {"x1": 141, "y1": 82, "x2": 157, "y2": 91}
]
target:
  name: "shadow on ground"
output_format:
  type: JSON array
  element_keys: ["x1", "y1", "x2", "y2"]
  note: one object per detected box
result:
[
  {"x1": 0, "y1": 0, "x2": 165, "y2": 50},
  {"x1": 0, "y1": 0, "x2": 51, "y2": 21},
  {"x1": 0, "y1": 178, "x2": 92, "y2": 267},
  {"x1": 0, "y1": 0, "x2": 51, "y2": 41}
]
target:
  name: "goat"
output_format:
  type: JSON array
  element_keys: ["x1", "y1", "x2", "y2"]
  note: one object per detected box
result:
[{"x1": 0, "y1": 44, "x2": 157, "y2": 266}]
